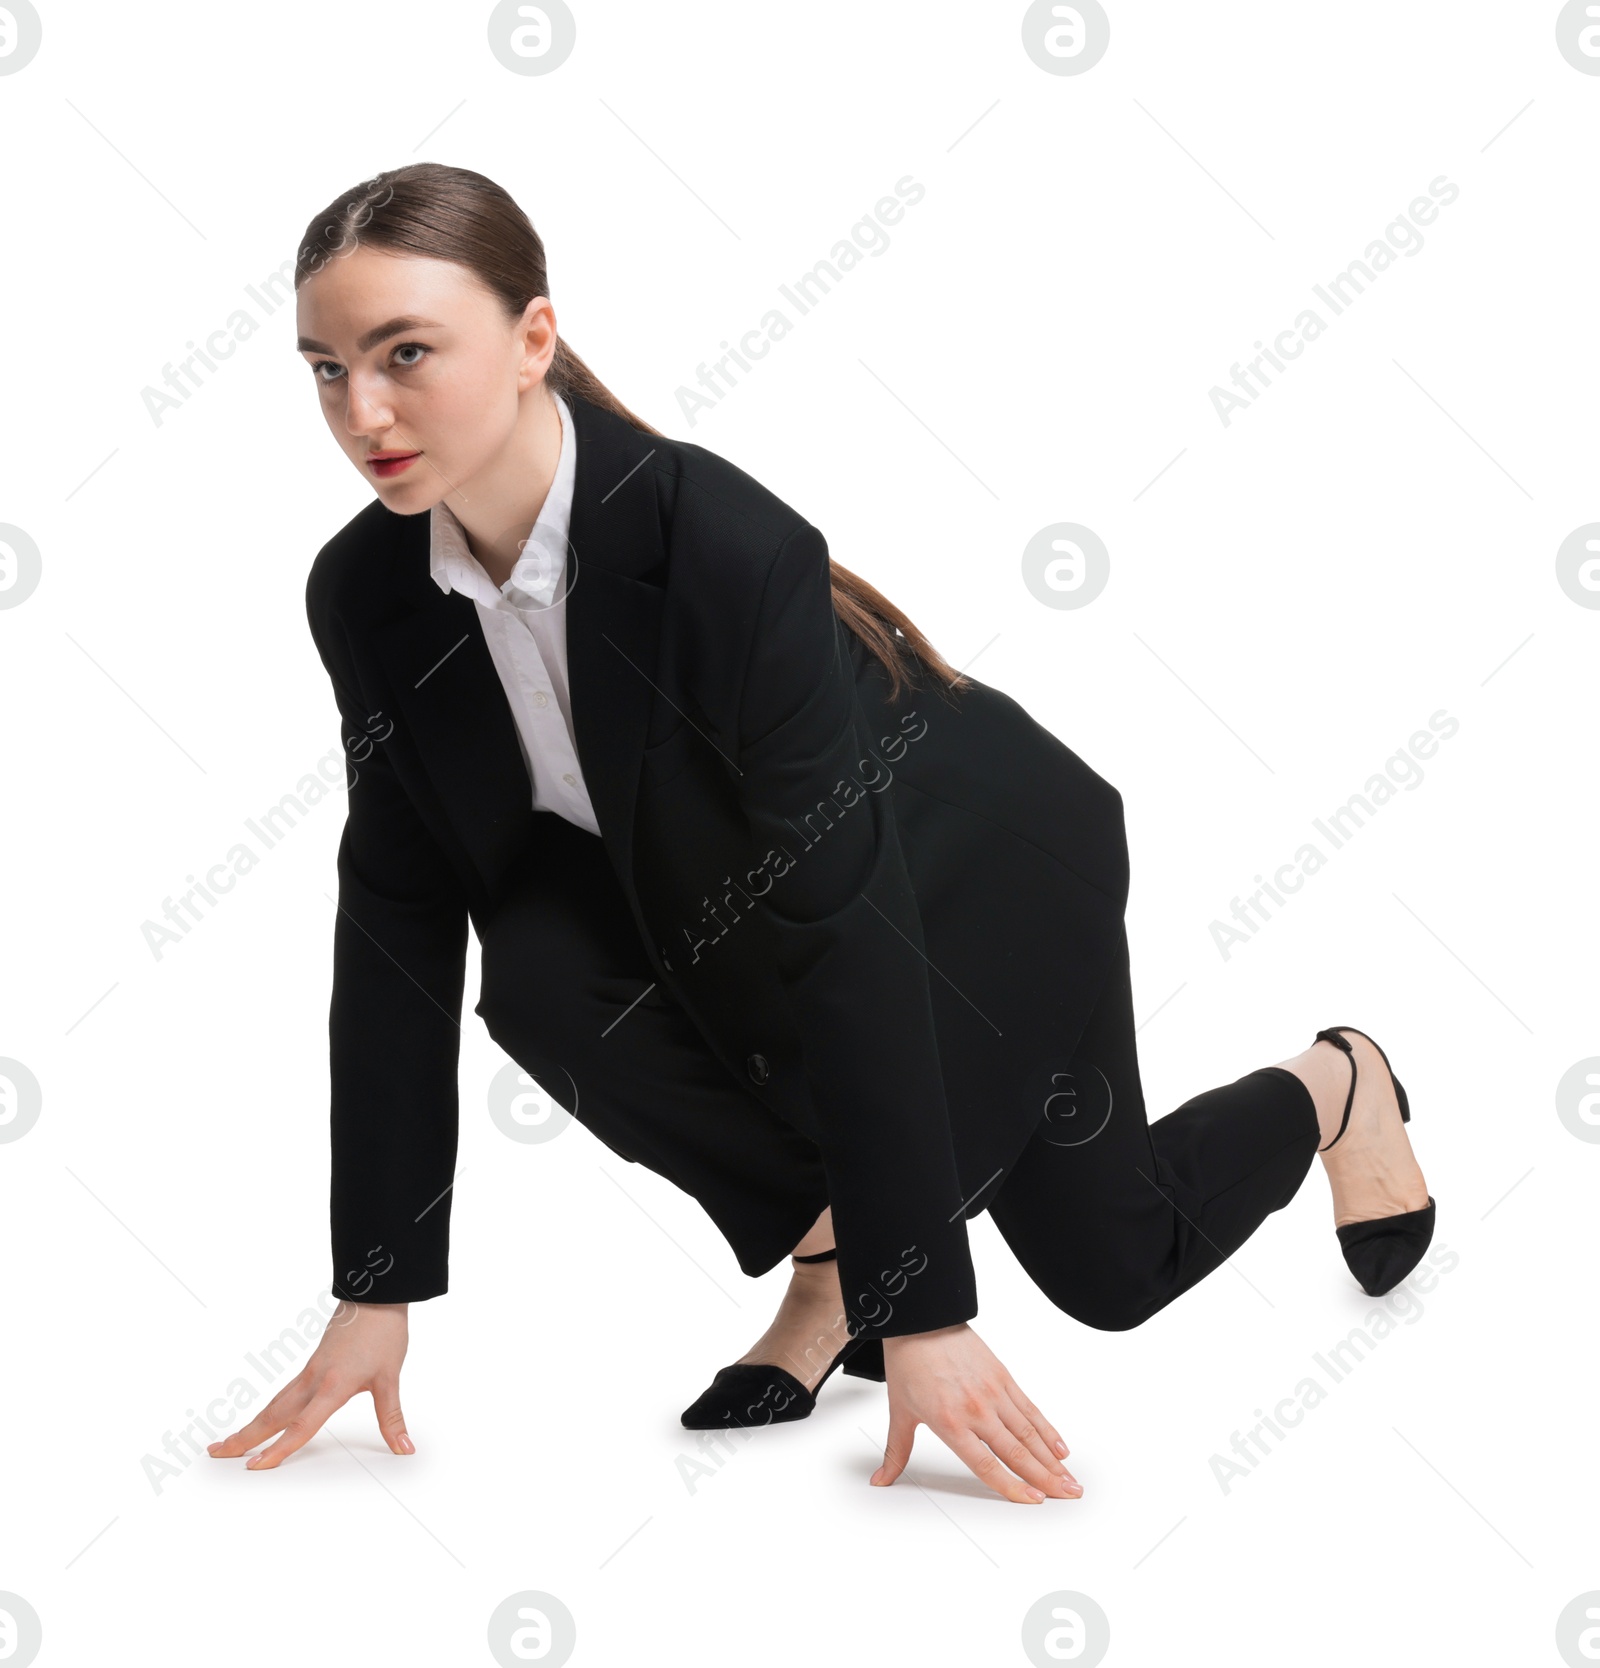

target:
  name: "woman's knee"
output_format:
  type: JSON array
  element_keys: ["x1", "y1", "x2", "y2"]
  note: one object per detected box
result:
[
  {"x1": 1071, "y1": 1292, "x2": 1160, "y2": 1332},
  {"x1": 1028, "y1": 1267, "x2": 1163, "y2": 1333}
]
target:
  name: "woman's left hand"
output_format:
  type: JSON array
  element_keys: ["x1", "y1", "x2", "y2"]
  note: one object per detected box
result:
[{"x1": 871, "y1": 1323, "x2": 1083, "y2": 1503}]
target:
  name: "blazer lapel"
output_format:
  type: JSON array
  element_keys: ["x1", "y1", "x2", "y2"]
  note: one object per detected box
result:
[
  {"x1": 562, "y1": 393, "x2": 669, "y2": 901},
  {"x1": 372, "y1": 565, "x2": 538, "y2": 903},
  {"x1": 368, "y1": 393, "x2": 669, "y2": 908}
]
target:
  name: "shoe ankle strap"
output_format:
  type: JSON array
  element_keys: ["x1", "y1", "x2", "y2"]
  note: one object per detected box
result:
[
  {"x1": 1314, "y1": 1027, "x2": 1356, "y2": 1151},
  {"x1": 791, "y1": 1247, "x2": 838, "y2": 1263}
]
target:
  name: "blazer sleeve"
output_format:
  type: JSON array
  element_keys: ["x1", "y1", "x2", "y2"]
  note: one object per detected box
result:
[
  {"x1": 306, "y1": 578, "x2": 470, "y2": 1305},
  {"x1": 734, "y1": 522, "x2": 978, "y2": 1341}
]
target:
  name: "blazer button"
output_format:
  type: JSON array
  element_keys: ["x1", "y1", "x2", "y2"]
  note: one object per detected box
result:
[{"x1": 746, "y1": 1053, "x2": 770, "y2": 1085}]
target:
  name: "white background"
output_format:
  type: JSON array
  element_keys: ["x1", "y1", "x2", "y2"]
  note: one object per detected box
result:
[{"x1": 1, "y1": 2, "x2": 1594, "y2": 1664}]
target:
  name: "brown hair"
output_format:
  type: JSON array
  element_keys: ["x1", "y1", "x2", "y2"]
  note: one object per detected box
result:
[{"x1": 293, "y1": 162, "x2": 970, "y2": 705}]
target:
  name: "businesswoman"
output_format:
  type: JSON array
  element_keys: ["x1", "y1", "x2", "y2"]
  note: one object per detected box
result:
[{"x1": 206, "y1": 163, "x2": 1436, "y2": 1503}]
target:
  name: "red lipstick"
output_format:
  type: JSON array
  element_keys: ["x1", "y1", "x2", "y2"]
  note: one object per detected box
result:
[{"x1": 369, "y1": 450, "x2": 421, "y2": 479}]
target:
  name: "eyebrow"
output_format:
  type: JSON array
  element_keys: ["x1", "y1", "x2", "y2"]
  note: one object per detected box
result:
[{"x1": 296, "y1": 316, "x2": 445, "y2": 355}]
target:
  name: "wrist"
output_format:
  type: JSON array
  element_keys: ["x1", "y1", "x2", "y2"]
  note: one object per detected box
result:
[{"x1": 882, "y1": 1322, "x2": 968, "y2": 1349}]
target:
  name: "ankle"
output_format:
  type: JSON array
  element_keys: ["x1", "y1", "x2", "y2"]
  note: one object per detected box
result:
[
  {"x1": 1274, "y1": 1043, "x2": 1345, "y2": 1148},
  {"x1": 789, "y1": 1206, "x2": 834, "y2": 1260},
  {"x1": 789, "y1": 1252, "x2": 839, "y2": 1287}
]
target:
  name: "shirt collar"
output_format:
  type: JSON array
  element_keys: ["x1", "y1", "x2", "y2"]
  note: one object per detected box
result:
[{"x1": 429, "y1": 390, "x2": 576, "y2": 610}]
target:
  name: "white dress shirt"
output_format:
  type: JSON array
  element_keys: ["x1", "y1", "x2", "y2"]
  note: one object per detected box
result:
[{"x1": 428, "y1": 391, "x2": 602, "y2": 837}]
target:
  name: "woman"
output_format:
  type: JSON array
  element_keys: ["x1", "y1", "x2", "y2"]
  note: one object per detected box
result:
[{"x1": 206, "y1": 163, "x2": 1435, "y2": 1502}]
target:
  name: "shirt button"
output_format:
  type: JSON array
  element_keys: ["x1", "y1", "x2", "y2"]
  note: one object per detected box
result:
[
  {"x1": 533, "y1": 691, "x2": 549, "y2": 708},
  {"x1": 746, "y1": 1053, "x2": 769, "y2": 1085},
  {"x1": 562, "y1": 773, "x2": 576, "y2": 787}
]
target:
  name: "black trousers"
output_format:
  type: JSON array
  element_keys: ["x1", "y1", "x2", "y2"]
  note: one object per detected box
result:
[{"x1": 475, "y1": 812, "x2": 1325, "y2": 1332}]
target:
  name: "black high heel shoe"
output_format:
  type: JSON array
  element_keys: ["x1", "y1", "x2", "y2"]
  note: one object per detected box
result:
[
  {"x1": 679, "y1": 1248, "x2": 882, "y2": 1429},
  {"x1": 1314, "y1": 1025, "x2": 1436, "y2": 1297}
]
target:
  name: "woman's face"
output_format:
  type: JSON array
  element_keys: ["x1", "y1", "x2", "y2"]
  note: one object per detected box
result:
[{"x1": 295, "y1": 245, "x2": 550, "y2": 510}]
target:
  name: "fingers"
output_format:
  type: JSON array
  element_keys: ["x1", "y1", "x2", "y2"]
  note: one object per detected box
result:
[
  {"x1": 870, "y1": 1407, "x2": 917, "y2": 1486},
  {"x1": 981, "y1": 1409, "x2": 1081, "y2": 1499},
  {"x1": 206, "y1": 1373, "x2": 314, "y2": 1460},
  {"x1": 995, "y1": 1391, "x2": 1080, "y2": 1495},
  {"x1": 371, "y1": 1376, "x2": 415, "y2": 1455},
  {"x1": 244, "y1": 1384, "x2": 351, "y2": 1470},
  {"x1": 943, "y1": 1423, "x2": 1055, "y2": 1504},
  {"x1": 1004, "y1": 1379, "x2": 1070, "y2": 1460}
]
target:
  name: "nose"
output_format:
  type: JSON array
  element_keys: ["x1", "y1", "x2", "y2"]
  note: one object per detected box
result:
[{"x1": 342, "y1": 371, "x2": 397, "y2": 441}]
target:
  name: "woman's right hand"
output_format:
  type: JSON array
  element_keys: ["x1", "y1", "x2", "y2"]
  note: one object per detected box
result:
[
  {"x1": 872, "y1": 1322, "x2": 1082, "y2": 1504},
  {"x1": 206, "y1": 1299, "x2": 413, "y2": 1470}
]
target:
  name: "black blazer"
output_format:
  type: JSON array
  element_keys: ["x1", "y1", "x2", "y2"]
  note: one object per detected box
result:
[{"x1": 305, "y1": 392, "x2": 1129, "y2": 1341}]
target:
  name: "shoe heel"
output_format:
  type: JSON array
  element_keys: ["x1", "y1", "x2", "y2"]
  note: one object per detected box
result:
[
  {"x1": 841, "y1": 1336, "x2": 886, "y2": 1382},
  {"x1": 1347, "y1": 1024, "x2": 1412, "y2": 1123}
]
